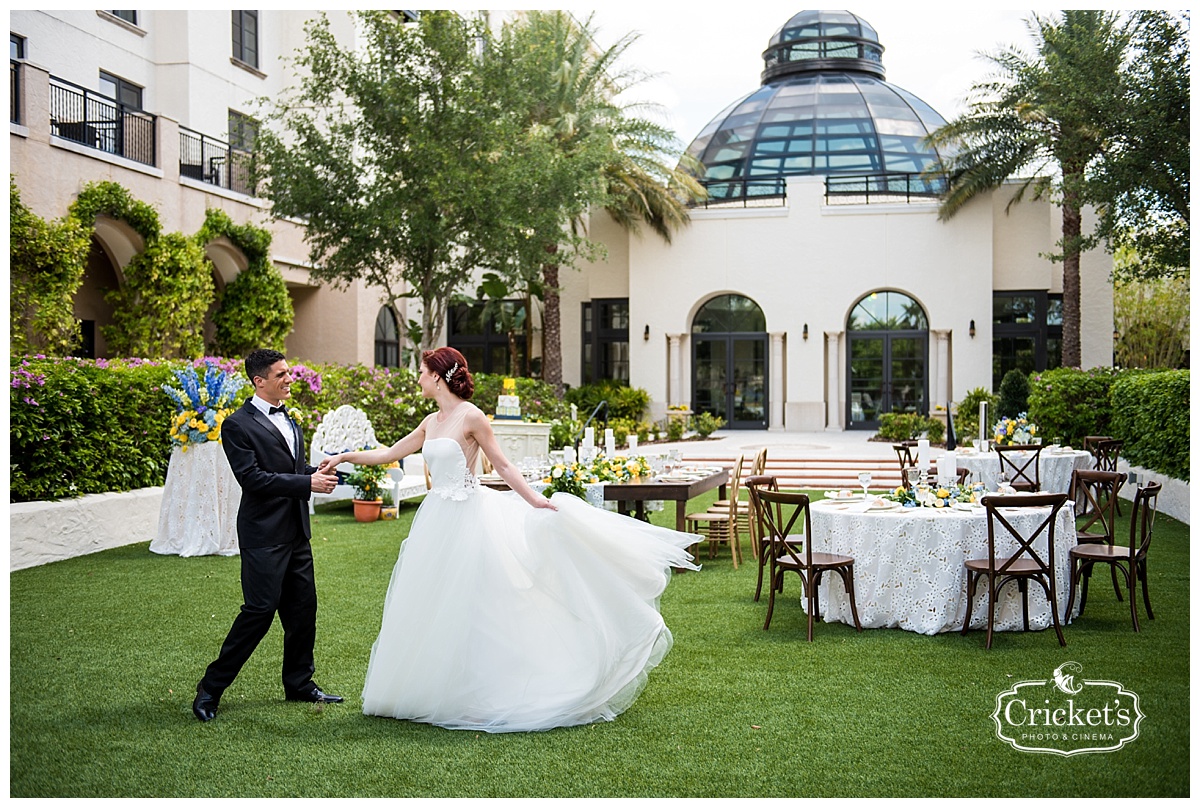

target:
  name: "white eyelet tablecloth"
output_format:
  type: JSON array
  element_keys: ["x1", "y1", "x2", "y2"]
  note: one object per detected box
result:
[
  {"x1": 947, "y1": 448, "x2": 1092, "y2": 494},
  {"x1": 807, "y1": 498, "x2": 1076, "y2": 635},
  {"x1": 150, "y1": 442, "x2": 240, "y2": 557}
]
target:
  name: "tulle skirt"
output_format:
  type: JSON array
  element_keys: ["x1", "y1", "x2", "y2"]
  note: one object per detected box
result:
[{"x1": 361, "y1": 489, "x2": 698, "y2": 732}]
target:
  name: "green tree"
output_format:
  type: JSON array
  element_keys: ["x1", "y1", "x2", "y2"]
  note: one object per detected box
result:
[
  {"x1": 997, "y1": 368, "x2": 1031, "y2": 418},
  {"x1": 1113, "y1": 270, "x2": 1189, "y2": 369},
  {"x1": 255, "y1": 11, "x2": 508, "y2": 354},
  {"x1": 9, "y1": 179, "x2": 91, "y2": 355},
  {"x1": 1094, "y1": 11, "x2": 1189, "y2": 280},
  {"x1": 496, "y1": 11, "x2": 703, "y2": 394},
  {"x1": 927, "y1": 11, "x2": 1130, "y2": 368}
]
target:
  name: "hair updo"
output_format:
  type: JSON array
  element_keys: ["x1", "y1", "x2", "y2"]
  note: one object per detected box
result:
[{"x1": 422, "y1": 346, "x2": 475, "y2": 400}]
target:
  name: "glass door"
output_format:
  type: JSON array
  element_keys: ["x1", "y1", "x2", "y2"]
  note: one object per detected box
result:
[
  {"x1": 847, "y1": 333, "x2": 927, "y2": 429},
  {"x1": 693, "y1": 335, "x2": 768, "y2": 429}
]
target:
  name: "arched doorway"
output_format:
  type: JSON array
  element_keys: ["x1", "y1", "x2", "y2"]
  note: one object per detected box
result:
[
  {"x1": 846, "y1": 290, "x2": 928, "y2": 429},
  {"x1": 691, "y1": 294, "x2": 768, "y2": 429}
]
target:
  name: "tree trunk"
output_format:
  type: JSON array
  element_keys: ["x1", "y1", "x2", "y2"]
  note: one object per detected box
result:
[
  {"x1": 541, "y1": 244, "x2": 563, "y2": 396},
  {"x1": 1060, "y1": 175, "x2": 1083, "y2": 369}
]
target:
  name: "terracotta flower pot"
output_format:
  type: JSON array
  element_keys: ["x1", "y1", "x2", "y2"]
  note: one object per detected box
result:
[{"x1": 353, "y1": 499, "x2": 382, "y2": 522}]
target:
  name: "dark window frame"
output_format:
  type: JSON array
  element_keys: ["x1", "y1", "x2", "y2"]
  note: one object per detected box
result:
[
  {"x1": 447, "y1": 299, "x2": 528, "y2": 375},
  {"x1": 991, "y1": 290, "x2": 1063, "y2": 389},
  {"x1": 227, "y1": 109, "x2": 257, "y2": 152},
  {"x1": 374, "y1": 306, "x2": 400, "y2": 369},
  {"x1": 581, "y1": 298, "x2": 630, "y2": 384},
  {"x1": 98, "y1": 69, "x2": 142, "y2": 110},
  {"x1": 108, "y1": 11, "x2": 138, "y2": 25},
  {"x1": 231, "y1": 10, "x2": 259, "y2": 70}
]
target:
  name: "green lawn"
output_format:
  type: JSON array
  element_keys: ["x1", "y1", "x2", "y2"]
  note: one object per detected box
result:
[{"x1": 10, "y1": 490, "x2": 1190, "y2": 797}]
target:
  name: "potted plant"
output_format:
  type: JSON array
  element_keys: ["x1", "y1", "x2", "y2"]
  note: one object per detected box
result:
[{"x1": 345, "y1": 464, "x2": 387, "y2": 522}]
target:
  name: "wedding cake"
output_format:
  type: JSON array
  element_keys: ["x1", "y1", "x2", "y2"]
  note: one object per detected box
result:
[{"x1": 495, "y1": 378, "x2": 521, "y2": 420}]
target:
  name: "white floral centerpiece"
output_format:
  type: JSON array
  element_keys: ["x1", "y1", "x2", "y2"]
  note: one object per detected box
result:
[{"x1": 312, "y1": 405, "x2": 379, "y2": 455}]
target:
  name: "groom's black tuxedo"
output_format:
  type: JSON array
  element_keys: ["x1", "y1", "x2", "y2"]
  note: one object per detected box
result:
[{"x1": 200, "y1": 396, "x2": 322, "y2": 698}]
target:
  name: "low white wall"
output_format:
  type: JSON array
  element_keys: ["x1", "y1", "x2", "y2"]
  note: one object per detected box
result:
[
  {"x1": 10, "y1": 486, "x2": 164, "y2": 571},
  {"x1": 1116, "y1": 461, "x2": 1190, "y2": 525}
]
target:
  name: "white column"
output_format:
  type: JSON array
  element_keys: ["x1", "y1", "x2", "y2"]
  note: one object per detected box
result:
[
  {"x1": 932, "y1": 329, "x2": 951, "y2": 409},
  {"x1": 667, "y1": 334, "x2": 684, "y2": 406},
  {"x1": 769, "y1": 332, "x2": 785, "y2": 430},
  {"x1": 825, "y1": 330, "x2": 842, "y2": 429}
]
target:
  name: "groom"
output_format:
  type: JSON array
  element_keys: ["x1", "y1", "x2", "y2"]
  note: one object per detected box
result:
[{"x1": 193, "y1": 349, "x2": 342, "y2": 721}]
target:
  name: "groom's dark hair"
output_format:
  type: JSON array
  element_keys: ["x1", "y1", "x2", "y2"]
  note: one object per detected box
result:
[{"x1": 245, "y1": 349, "x2": 287, "y2": 384}]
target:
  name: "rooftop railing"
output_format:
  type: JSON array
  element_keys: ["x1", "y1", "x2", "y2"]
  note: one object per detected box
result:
[
  {"x1": 48, "y1": 75, "x2": 155, "y2": 166},
  {"x1": 692, "y1": 178, "x2": 788, "y2": 209},
  {"x1": 179, "y1": 126, "x2": 255, "y2": 196},
  {"x1": 824, "y1": 172, "x2": 946, "y2": 205}
]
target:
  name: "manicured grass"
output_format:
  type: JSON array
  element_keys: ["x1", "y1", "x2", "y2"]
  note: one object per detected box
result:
[{"x1": 10, "y1": 491, "x2": 1189, "y2": 797}]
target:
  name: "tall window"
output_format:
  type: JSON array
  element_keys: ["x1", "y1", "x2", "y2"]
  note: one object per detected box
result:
[
  {"x1": 374, "y1": 307, "x2": 400, "y2": 368},
  {"x1": 99, "y1": 70, "x2": 141, "y2": 108},
  {"x1": 227, "y1": 109, "x2": 257, "y2": 151},
  {"x1": 581, "y1": 298, "x2": 630, "y2": 383},
  {"x1": 11, "y1": 34, "x2": 24, "y2": 125},
  {"x1": 108, "y1": 11, "x2": 138, "y2": 25},
  {"x1": 11, "y1": 33, "x2": 25, "y2": 59},
  {"x1": 447, "y1": 300, "x2": 527, "y2": 375},
  {"x1": 992, "y1": 291, "x2": 1062, "y2": 389},
  {"x1": 232, "y1": 11, "x2": 258, "y2": 69}
]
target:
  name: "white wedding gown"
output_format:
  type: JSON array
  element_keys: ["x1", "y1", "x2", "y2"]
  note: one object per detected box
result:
[{"x1": 361, "y1": 404, "x2": 699, "y2": 732}]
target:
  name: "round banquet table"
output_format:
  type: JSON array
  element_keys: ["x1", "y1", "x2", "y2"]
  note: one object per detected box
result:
[
  {"x1": 807, "y1": 498, "x2": 1077, "y2": 636},
  {"x1": 150, "y1": 442, "x2": 240, "y2": 557},
  {"x1": 948, "y1": 447, "x2": 1092, "y2": 494}
]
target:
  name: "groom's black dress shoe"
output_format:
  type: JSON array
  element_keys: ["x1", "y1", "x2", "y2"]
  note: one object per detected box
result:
[
  {"x1": 285, "y1": 684, "x2": 344, "y2": 704},
  {"x1": 193, "y1": 684, "x2": 220, "y2": 722}
]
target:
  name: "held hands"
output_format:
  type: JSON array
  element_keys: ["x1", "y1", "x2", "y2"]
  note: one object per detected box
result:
[
  {"x1": 311, "y1": 470, "x2": 338, "y2": 494},
  {"x1": 316, "y1": 454, "x2": 343, "y2": 475}
]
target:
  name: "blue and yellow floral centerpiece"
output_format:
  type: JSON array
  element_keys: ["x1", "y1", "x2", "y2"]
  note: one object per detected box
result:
[
  {"x1": 885, "y1": 482, "x2": 986, "y2": 508},
  {"x1": 162, "y1": 361, "x2": 248, "y2": 451},
  {"x1": 543, "y1": 454, "x2": 655, "y2": 499},
  {"x1": 543, "y1": 462, "x2": 595, "y2": 499},
  {"x1": 993, "y1": 412, "x2": 1038, "y2": 446}
]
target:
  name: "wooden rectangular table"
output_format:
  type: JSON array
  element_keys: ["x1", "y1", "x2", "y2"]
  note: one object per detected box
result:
[{"x1": 602, "y1": 468, "x2": 730, "y2": 531}]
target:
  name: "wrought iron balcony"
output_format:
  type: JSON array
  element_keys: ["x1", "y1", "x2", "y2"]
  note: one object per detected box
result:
[
  {"x1": 692, "y1": 178, "x2": 788, "y2": 208},
  {"x1": 824, "y1": 172, "x2": 946, "y2": 205},
  {"x1": 48, "y1": 76, "x2": 155, "y2": 166},
  {"x1": 179, "y1": 127, "x2": 255, "y2": 196}
]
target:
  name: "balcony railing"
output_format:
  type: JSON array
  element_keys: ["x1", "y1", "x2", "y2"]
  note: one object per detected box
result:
[
  {"x1": 693, "y1": 178, "x2": 788, "y2": 208},
  {"x1": 48, "y1": 76, "x2": 155, "y2": 166},
  {"x1": 179, "y1": 127, "x2": 255, "y2": 196},
  {"x1": 10, "y1": 60, "x2": 19, "y2": 124},
  {"x1": 824, "y1": 172, "x2": 946, "y2": 205}
]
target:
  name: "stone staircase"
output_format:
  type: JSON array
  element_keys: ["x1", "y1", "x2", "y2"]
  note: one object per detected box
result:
[{"x1": 680, "y1": 452, "x2": 902, "y2": 491}]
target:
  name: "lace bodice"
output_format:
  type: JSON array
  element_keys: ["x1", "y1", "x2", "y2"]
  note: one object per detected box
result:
[{"x1": 423, "y1": 404, "x2": 482, "y2": 501}]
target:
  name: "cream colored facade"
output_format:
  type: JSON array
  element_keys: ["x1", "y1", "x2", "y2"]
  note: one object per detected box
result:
[{"x1": 9, "y1": 10, "x2": 396, "y2": 364}]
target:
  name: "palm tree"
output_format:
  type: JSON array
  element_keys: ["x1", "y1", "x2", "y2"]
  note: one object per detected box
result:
[
  {"x1": 925, "y1": 11, "x2": 1129, "y2": 368},
  {"x1": 505, "y1": 11, "x2": 704, "y2": 394}
]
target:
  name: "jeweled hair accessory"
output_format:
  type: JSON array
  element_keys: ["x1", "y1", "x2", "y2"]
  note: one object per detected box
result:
[{"x1": 444, "y1": 362, "x2": 459, "y2": 382}]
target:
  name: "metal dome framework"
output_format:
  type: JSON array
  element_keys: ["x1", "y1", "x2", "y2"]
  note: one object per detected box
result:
[{"x1": 686, "y1": 10, "x2": 948, "y2": 203}]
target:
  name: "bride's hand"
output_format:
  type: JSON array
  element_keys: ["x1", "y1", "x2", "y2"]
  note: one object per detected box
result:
[
  {"x1": 532, "y1": 496, "x2": 558, "y2": 512},
  {"x1": 317, "y1": 454, "x2": 342, "y2": 474}
]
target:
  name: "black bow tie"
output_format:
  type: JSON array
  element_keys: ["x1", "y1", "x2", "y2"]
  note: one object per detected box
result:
[{"x1": 269, "y1": 405, "x2": 288, "y2": 416}]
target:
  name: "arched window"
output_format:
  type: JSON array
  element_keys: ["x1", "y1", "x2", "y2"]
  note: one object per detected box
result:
[
  {"x1": 847, "y1": 290, "x2": 928, "y2": 331},
  {"x1": 692, "y1": 294, "x2": 767, "y2": 333},
  {"x1": 374, "y1": 306, "x2": 400, "y2": 368}
]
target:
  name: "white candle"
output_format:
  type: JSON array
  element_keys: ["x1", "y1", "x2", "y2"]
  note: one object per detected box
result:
[
  {"x1": 584, "y1": 426, "x2": 595, "y2": 447},
  {"x1": 979, "y1": 400, "x2": 988, "y2": 451},
  {"x1": 627, "y1": 435, "x2": 638, "y2": 452},
  {"x1": 936, "y1": 454, "x2": 954, "y2": 487},
  {"x1": 563, "y1": 445, "x2": 576, "y2": 464},
  {"x1": 605, "y1": 434, "x2": 616, "y2": 458},
  {"x1": 918, "y1": 439, "x2": 931, "y2": 471}
]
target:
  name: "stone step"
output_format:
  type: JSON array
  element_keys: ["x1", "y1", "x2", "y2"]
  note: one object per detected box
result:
[{"x1": 681, "y1": 453, "x2": 904, "y2": 490}]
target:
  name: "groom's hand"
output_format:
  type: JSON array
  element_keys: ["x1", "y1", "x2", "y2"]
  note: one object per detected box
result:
[
  {"x1": 317, "y1": 455, "x2": 341, "y2": 475},
  {"x1": 311, "y1": 471, "x2": 338, "y2": 494}
]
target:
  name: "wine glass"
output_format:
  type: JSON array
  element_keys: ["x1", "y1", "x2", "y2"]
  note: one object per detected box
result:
[
  {"x1": 904, "y1": 466, "x2": 922, "y2": 491},
  {"x1": 858, "y1": 471, "x2": 872, "y2": 499}
]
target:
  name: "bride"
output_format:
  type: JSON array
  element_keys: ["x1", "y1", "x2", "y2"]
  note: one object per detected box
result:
[{"x1": 318, "y1": 347, "x2": 698, "y2": 732}]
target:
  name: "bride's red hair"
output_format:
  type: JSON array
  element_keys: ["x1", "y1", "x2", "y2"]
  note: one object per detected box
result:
[{"x1": 422, "y1": 347, "x2": 474, "y2": 400}]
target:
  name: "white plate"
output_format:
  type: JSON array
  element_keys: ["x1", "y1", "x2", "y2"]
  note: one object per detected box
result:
[
  {"x1": 866, "y1": 499, "x2": 900, "y2": 511},
  {"x1": 952, "y1": 502, "x2": 982, "y2": 512},
  {"x1": 824, "y1": 490, "x2": 863, "y2": 500}
]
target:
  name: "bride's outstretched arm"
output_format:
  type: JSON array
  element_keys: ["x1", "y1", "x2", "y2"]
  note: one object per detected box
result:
[
  {"x1": 317, "y1": 420, "x2": 427, "y2": 474},
  {"x1": 465, "y1": 409, "x2": 557, "y2": 511}
]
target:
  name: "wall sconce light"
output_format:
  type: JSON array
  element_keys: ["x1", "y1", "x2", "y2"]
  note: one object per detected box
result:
[
  {"x1": 969, "y1": 319, "x2": 976, "y2": 338},
  {"x1": 643, "y1": 324, "x2": 650, "y2": 341},
  {"x1": 802, "y1": 323, "x2": 809, "y2": 340},
  {"x1": 1113, "y1": 328, "x2": 1120, "y2": 341}
]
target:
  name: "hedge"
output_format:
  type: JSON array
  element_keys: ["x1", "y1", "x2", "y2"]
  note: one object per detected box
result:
[
  {"x1": 1026, "y1": 367, "x2": 1124, "y2": 448},
  {"x1": 1109, "y1": 370, "x2": 1189, "y2": 481}
]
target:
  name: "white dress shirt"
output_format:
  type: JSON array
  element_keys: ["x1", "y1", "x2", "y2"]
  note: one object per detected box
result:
[{"x1": 251, "y1": 395, "x2": 296, "y2": 457}]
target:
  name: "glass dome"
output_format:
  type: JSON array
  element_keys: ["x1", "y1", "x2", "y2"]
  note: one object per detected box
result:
[{"x1": 685, "y1": 10, "x2": 948, "y2": 202}]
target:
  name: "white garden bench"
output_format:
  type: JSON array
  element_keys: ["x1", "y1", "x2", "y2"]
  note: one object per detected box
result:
[{"x1": 308, "y1": 405, "x2": 427, "y2": 513}]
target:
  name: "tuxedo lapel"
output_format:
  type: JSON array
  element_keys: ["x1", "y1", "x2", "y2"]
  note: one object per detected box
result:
[{"x1": 246, "y1": 400, "x2": 294, "y2": 461}]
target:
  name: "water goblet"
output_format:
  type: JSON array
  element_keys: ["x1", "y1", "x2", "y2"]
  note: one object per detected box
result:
[
  {"x1": 904, "y1": 466, "x2": 922, "y2": 491},
  {"x1": 858, "y1": 471, "x2": 872, "y2": 499}
]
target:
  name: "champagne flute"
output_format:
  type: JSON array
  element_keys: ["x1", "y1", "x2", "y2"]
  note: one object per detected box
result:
[{"x1": 858, "y1": 471, "x2": 872, "y2": 499}]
